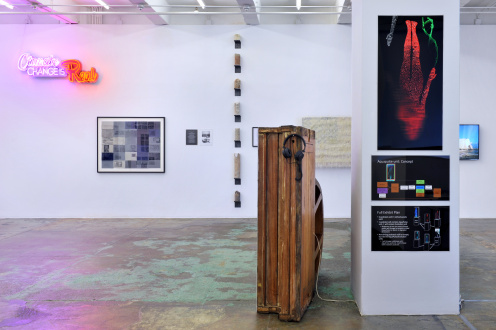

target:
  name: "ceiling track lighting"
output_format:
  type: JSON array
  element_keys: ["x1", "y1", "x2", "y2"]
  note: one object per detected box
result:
[
  {"x1": 94, "y1": 0, "x2": 109, "y2": 10},
  {"x1": 197, "y1": 0, "x2": 206, "y2": 10},
  {"x1": 296, "y1": 0, "x2": 301, "y2": 11},
  {"x1": 0, "y1": 0, "x2": 14, "y2": 10}
]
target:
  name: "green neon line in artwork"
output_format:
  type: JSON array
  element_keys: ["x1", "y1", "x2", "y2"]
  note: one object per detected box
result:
[{"x1": 422, "y1": 17, "x2": 439, "y2": 67}]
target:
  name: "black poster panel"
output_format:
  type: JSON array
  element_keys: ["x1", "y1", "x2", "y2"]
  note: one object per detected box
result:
[
  {"x1": 372, "y1": 155, "x2": 449, "y2": 201},
  {"x1": 378, "y1": 16, "x2": 443, "y2": 150},
  {"x1": 372, "y1": 206, "x2": 449, "y2": 251}
]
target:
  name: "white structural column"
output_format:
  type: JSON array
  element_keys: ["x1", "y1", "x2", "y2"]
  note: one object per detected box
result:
[{"x1": 351, "y1": 0, "x2": 460, "y2": 315}]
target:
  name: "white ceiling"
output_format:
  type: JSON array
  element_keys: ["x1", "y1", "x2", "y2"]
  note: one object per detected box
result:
[{"x1": 0, "y1": 0, "x2": 495, "y2": 25}]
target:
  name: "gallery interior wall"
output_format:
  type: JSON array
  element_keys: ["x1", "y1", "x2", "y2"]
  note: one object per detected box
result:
[
  {"x1": 0, "y1": 24, "x2": 494, "y2": 219},
  {"x1": 459, "y1": 26, "x2": 496, "y2": 219},
  {"x1": 0, "y1": 25, "x2": 352, "y2": 218}
]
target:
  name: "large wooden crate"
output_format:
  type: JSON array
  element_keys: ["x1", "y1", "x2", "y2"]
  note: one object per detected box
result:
[{"x1": 257, "y1": 126, "x2": 324, "y2": 322}]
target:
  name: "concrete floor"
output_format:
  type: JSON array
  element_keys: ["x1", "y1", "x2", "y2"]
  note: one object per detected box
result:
[{"x1": 0, "y1": 218, "x2": 494, "y2": 329}]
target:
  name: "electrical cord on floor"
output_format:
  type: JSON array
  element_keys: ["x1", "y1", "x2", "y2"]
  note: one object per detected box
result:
[{"x1": 314, "y1": 233, "x2": 355, "y2": 303}]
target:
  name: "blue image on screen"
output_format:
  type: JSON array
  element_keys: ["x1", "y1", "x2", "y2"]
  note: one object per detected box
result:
[{"x1": 459, "y1": 124, "x2": 479, "y2": 160}]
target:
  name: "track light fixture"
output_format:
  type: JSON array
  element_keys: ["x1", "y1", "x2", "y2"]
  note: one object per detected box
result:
[
  {"x1": 296, "y1": 0, "x2": 301, "y2": 10},
  {"x1": 197, "y1": 0, "x2": 206, "y2": 10},
  {"x1": 0, "y1": 0, "x2": 14, "y2": 9},
  {"x1": 94, "y1": 0, "x2": 109, "y2": 10}
]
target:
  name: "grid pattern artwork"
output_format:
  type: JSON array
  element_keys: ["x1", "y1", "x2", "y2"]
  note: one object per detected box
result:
[
  {"x1": 97, "y1": 117, "x2": 165, "y2": 173},
  {"x1": 302, "y1": 117, "x2": 351, "y2": 168}
]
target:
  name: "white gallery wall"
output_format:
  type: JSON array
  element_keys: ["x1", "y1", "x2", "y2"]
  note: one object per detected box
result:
[
  {"x1": 0, "y1": 24, "x2": 352, "y2": 218},
  {"x1": 0, "y1": 24, "x2": 494, "y2": 219},
  {"x1": 459, "y1": 26, "x2": 496, "y2": 219}
]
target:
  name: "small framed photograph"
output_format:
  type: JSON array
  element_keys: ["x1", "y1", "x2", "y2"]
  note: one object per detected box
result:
[
  {"x1": 199, "y1": 129, "x2": 213, "y2": 146},
  {"x1": 252, "y1": 127, "x2": 259, "y2": 147},
  {"x1": 97, "y1": 117, "x2": 165, "y2": 173},
  {"x1": 186, "y1": 129, "x2": 198, "y2": 145}
]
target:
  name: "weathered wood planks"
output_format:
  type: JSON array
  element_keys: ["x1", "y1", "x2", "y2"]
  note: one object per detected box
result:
[{"x1": 257, "y1": 126, "x2": 324, "y2": 322}]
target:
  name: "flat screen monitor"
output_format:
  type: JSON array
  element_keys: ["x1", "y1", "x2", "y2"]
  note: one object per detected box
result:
[{"x1": 459, "y1": 124, "x2": 479, "y2": 160}]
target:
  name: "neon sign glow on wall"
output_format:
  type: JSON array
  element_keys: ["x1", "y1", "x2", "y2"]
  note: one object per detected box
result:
[{"x1": 18, "y1": 53, "x2": 99, "y2": 83}]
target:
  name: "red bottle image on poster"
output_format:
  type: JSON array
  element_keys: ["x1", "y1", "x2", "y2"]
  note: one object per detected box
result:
[{"x1": 378, "y1": 16, "x2": 443, "y2": 150}]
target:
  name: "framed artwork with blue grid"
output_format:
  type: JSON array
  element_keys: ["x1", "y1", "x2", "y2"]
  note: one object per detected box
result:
[{"x1": 97, "y1": 117, "x2": 165, "y2": 173}]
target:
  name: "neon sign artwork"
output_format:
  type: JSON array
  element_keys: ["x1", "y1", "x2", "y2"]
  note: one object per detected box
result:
[
  {"x1": 18, "y1": 53, "x2": 65, "y2": 77},
  {"x1": 18, "y1": 53, "x2": 99, "y2": 83},
  {"x1": 61, "y1": 60, "x2": 98, "y2": 83}
]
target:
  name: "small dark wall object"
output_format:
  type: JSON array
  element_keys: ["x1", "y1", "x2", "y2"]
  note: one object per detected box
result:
[
  {"x1": 234, "y1": 34, "x2": 241, "y2": 49},
  {"x1": 235, "y1": 54, "x2": 241, "y2": 73},
  {"x1": 186, "y1": 129, "x2": 198, "y2": 145},
  {"x1": 234, "y1": 191, "x2": 241, "y2": 208},
  {"x1": 234, "y1": 79, "x2": 241, "y2": 96},
  {"x1": 234, "y1": 103, "x2": 241, "y2": 122},
  {"x1": 235, "y1": 128, "x2": 241, "y2": 148}
]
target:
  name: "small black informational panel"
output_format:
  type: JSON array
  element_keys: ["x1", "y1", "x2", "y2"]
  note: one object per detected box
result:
[
  {"x1": 371, "y1": 155, "x2": 449, "y2": 200},
  {"x1": 186, "y1": 129, "x2": 198, "y2": 145},
  {"x1": 372, "y1": 206, "x2": 449, "y2": 251}
]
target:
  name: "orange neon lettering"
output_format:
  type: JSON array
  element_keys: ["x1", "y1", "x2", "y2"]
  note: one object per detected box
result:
[
  {"x1": 61, "y1": 59, "x2": 82, "y2": 82},
  {"x1": 60, "y1": 59, "x2": 99, "y2": 83}
]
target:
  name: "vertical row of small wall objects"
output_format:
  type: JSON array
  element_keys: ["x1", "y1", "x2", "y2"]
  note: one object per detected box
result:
[{"x1": 234, "y1": 34, "x2": 242, "y2": 208}]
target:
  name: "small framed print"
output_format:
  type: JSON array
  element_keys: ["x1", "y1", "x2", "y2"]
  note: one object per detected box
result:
[
  {"x1": 199, "y1": 129, "x2": 213, "y2": 146},
  {"x1": 252, "y1": 127, "x2": 259, "y2": 147},
  {"x1": 97, "y1": 117, "x2": 165, "y2": 173},
  {"x1": 186, "y1": 129, "x2": 198, "y2": 145}
]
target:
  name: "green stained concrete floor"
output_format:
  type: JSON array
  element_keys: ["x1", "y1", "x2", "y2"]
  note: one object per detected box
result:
[{"x1": 0, "y1": 218, "x2": 494, "y2": 329}]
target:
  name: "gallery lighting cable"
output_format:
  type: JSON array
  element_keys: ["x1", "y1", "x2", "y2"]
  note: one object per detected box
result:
[
  {"x1": 460, "y1": 2, "x2": 496, "y2": 14},
  {"x1": 0, "y1": 3, "x2": 352, "y2": 16},
  {"x1": 459, "y1": 314, "x2": 477, "y2": 330},
  {"x1": 0, "y1": 10, "x2": 352, "y2": 15},
  {"x1": 6, "y1": 3, "x2": 496, "y2": 12},
  {"x1": 314, "y1": 233, "x2": 355, "y2": 303},
  {"x1": 6, "y1": 4, "x2": 346, "y2": 8},
  {"x1": 458, "y1": 296, "x2": 481, "y2": 330}
]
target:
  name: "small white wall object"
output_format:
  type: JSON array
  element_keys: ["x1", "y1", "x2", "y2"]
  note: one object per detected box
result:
[
  {"x1": 234, "y1": 153, "x2": 241, "y2": 185},
  {"x1": 234, "y1": 102, "x2": 241, "y2": 122}
]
